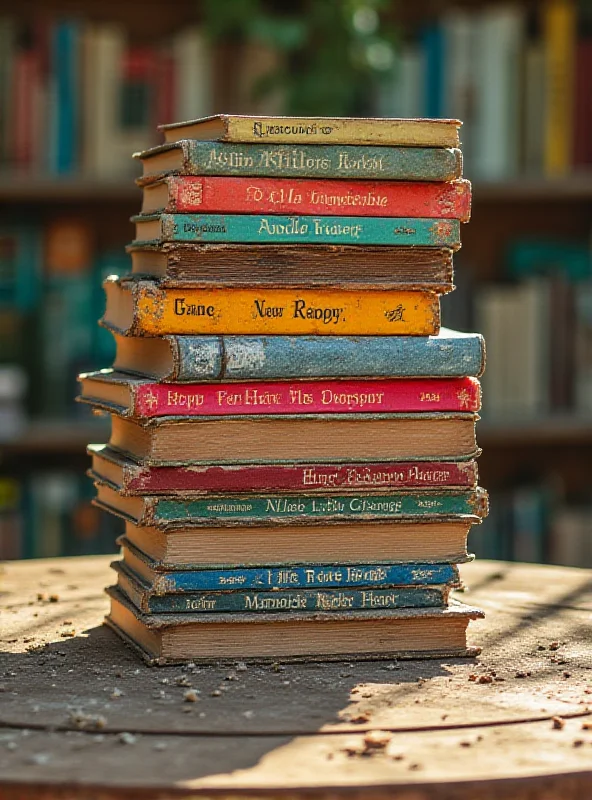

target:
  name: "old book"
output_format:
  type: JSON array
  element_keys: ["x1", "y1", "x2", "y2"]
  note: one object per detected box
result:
[
  {"x1": 111, "y1": 328, "x2": 485, "y2": 383},
  {"x1": 106, "y1": 586, "x2": 483, "y2": 664},
  {"x1": 113, "y1": 560, "x2": 451, "y2": 615},
  {"x1": 127, "y1": 243, "x2": 454, "y2": 289},
  {"x1": 141, "y1": 176, "x2": 472, "y2": 219},
  {"x1": 88, "y1": 445, "x2": 479, "y2": 496},
  {"x1": 94, "y1": 481, "x2": 488, "y2": 527},
  {"x1": 118, "y1": 540, "x2": 461, "y2": 590},
  {"x1": 78, "y1": 371, "x2": 481, "y2": 418},
  {"x1": 135, "y1": 141, "x2": 463, "y2": 185},
  {"x1": 158, "y1": 114, "x2": 461, "y2": 147},
  {"x1": 132, "y1": 213, "x2": 461, "y2": 249},
  {"x1": 122, "y1": 518, "x2": 477, "y2": 567},
  {"x1": 106, "y1": 412, "x2": 480, "y2": 465},
  {"x1": 101, "y1": 279, "x2": 441, "y2": 337}
]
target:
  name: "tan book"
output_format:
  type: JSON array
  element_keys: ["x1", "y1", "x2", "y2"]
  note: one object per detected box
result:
[
  {"x1": 106, "y1": 413, "x2": 480, "y2": 466},
  {"x1": 106, "y1": 585, "x2": 483, "y2": 664},
  {"x1": 122, "y1": 518, "x2": 478, "y2": 567},
  {"x1": 158, "y1": 114, "x2": 461, "y2": 148}
]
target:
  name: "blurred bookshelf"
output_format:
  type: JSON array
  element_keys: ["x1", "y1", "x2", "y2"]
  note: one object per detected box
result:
[{"x1": 1, "y1": 0, "x2": 592, "y2": 567}]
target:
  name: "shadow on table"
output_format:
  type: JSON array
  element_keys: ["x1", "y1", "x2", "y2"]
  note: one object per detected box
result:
[{"x1": 0, "y1": 619, "x2": 471, "y2": 784}]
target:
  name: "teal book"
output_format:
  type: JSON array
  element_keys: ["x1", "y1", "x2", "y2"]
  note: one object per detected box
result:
[
  {"x1": 136, "y1": 140, "x2": 463, "y2": 184},
  {"x1": 95, "y1": 482, "x2": 489, "y2": 527},
  {"x1": 133, "y1": 213, "x2": 460, "y2": 248},
  {"x1": 113, "y1": 562, "x2": 451, "y2": 615}
]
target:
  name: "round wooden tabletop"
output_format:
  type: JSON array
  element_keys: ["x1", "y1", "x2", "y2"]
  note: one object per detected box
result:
[{"x1": 1, "y1": 555, "x2": 591, "y2": 800}]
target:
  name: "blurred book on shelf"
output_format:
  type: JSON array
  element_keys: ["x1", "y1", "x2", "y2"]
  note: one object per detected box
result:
[
  {"x1": 0, "y1": 216, "x2": 127, "y2": 419},
  {"x1": 0, "y1": 17, "x2": 214, "y2": 177},
  {"x1": 474, "y1": 483, "x2": 592, "y2": 568},
  {"x1": 379, "y1": 0, "x2": 592, "y2": 179},
  {"x1": 0, "y1": 470, "x2": 123, "y2": 559},
  {"x1": 444, "y1": 237, "x2": 592, "y2": 421}
]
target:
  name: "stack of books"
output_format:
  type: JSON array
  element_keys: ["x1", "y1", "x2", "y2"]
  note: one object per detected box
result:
[{"x1": 79, "y1": 114, "x2": 488, "y2": 665}]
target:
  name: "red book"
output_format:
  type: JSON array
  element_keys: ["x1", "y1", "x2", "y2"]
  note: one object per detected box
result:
[
  {"x1": 78, "y1": 373, "x2": 481, "y2": 419},
  {"x1": 140, "y1": 176, "x2": 472, "y2": 220},
  {"x1": 574, "y1": 39, "x2": 592, "y2": 167},
  {"x1": 88, "y1": 444, "x2": 479, "y2": 495}
]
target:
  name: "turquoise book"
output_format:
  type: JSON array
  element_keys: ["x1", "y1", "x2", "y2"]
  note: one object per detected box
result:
[
  {"x1": 114, "y1": 563, "x2": 451, "y2": 615},
  {"x1": 95, "y1": 483, "x2": 489, "y2": 527},
  {"x1": 132, "y1": 213, "x2": 461, "y2": 248}
]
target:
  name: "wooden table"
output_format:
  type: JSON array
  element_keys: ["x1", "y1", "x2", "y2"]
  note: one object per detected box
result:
[{"x1": 1, "y1": 556, "x2": 591, "y2": 800}]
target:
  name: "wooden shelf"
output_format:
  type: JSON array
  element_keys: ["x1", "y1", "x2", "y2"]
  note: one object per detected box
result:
[
  {"x1": 472, "y1": 173, "x2": 592, "y2": 202},
  {"x1": 1, "y1": 173, "x2": 592, "y2": 204},
  {"x1": 0, "y1": 419, "x2": 109, "y2": 453},
  {"x1": 2, "y1": 415, "x2": 592, "y2": 455},
  {"x1": 478, "y1": 415, "x2": 592, "y2": 445},
  {"x1": 0, "y1": 176, "x2": 139, "y2": 202}
]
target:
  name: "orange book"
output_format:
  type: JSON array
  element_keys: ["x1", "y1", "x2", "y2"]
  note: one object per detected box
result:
[{"x1": 101, "y1": 278, "x2": 440, "y2": 337}]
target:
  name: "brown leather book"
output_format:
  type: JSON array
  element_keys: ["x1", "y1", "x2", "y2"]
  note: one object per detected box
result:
[{"x1": 126, "y1": 242, "x2": 454, "y2": 291}]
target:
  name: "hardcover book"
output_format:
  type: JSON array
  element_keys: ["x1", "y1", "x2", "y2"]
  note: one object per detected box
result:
[
  {"x1": 122, "y1": 518, "x2": 477, "y2": 567},
  {"x1": 93, "y1": 481, "x2": 488, "y2": 527},
  {"x1": 114, "y1": 561, "x2": 451, "y2": 615},
  {"x1": 106, "y1": 412, "x2": 481, "y2": 465},
  {"x1": 118, "y1": 541, "x2": 461, "y2": 589},
  {"x1": 135, "y1": 141, "x2": 463, "y2": 185},
  {"x1": 78, "y1": 371, "x2": 481, "y2": 418},
  {"x1": 88, "y1": 444, "x2": 480, "y2": 496},
  {"x1": 126, "y1": 243, "x2": 455, "y2": 289},
  {"x1": 158, "y1": 114, "x2": 462, "y2": 147},
  {"x1": 101, "y1": 278, "x2": 441, "y2": 337},
  {"x1": 141, "y1": 176, "x2": 472, "y2": 220},
  {"x1": 106, "y1": 586, "x2": 484, "y2": 664},
  {"x1": 111, "y1": 328, "x2": 486, "y2": 383},
  {"x1": 132, "y1": 213, "x2": 461, "y2": 249}
]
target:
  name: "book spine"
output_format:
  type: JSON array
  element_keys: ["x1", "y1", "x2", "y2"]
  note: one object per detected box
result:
[
  {"x1": 223, "y1": 116, "x2": 459, "y2": 147},
  {"x1": 126, "y1": 377, "x2": 480, "y2": 418},
  {"x1": 122, "y1": 460, "x2": 479, "y2": 495},
  {"x1": 175, "y1": 141, "x2": 463, "y2": 182},
  {"x1": 573, "y1": 40, "x2": 592, "y2": 167},
  {"x1": 164, "y1": 177, "x2": 472, "y2": 220},
  {"x1": 144, "y1": 562, "x2": 459, "y2": 592},
  {"x1": 52, "y1": 21, "x2": 78, "y2": 174},
  {"x1": 137, "y1": 214, "x2": 461, "y2": 248},
  {"x1": 544, "y1": 0, "x2": 575, "y2": 175},
  {"x1": 140, "y1": 586, "x2": 449, "y2": 614},
  {"x1": 171, "y1": 334, "x2": 485, "y2": 381},
  {"x1": 152, "y1": 490, "x2": 488, "y2": 525},
  {"x1": 119, "y1": 286, "x2": 440, "y2": 336}
]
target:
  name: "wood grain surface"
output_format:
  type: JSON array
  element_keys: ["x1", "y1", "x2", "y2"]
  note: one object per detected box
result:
[{"x1": 0, "y1": 556, "x2": 591, "y2": 799}]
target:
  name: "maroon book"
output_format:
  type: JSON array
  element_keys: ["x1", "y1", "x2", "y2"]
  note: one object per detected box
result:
[{"x1": 88, "y1": 444, "x2": 479, "y2": 496}]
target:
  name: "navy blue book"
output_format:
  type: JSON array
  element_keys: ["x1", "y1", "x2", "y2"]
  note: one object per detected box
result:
[
  {"x1": 113, "y1": 562, "x2": 452, "y2": 615},
  {"x1": 113, "y1": 327, "x2": 485, "y2": 383}
]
